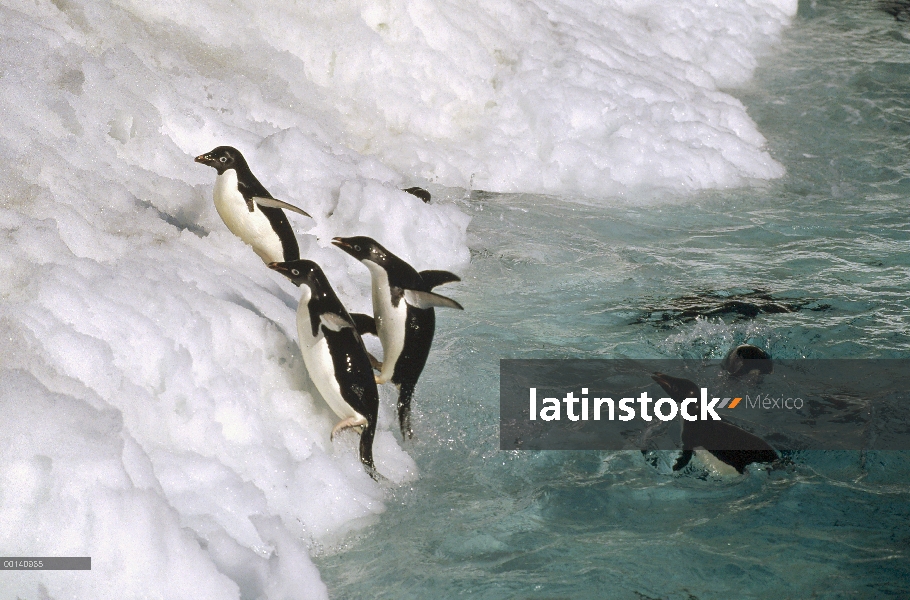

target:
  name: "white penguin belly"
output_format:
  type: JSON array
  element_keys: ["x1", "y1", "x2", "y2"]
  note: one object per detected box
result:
[
  {"x1": 693, "y1": 448, "x2": 741, "y2": 477},
  {"x1": 213, "y1": 170, "x2": 285, "y2": 263},
  {"x1": 367, "y1": 264, "x2": 407, "y2": 383},
  {"x1": 296, "y1": 308, "x2": 362, "y2": 422}
]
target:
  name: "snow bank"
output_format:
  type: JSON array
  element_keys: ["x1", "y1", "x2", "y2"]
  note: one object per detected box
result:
[{"x1": 0, "y1": 0, "x2": 793, "y2": 596}]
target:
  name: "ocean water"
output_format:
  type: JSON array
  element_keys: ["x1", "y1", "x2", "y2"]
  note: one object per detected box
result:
[
  {"x1": 315, "y1": 3, "x2": 910, "y2": 599},
  {"x1": 1, "y1": 0, "x2": 908, "y2": 598}
]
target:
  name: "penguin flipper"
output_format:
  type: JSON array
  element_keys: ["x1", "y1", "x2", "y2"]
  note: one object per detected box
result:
[
  {"x1": 403, "y1": 289, "x2": 464, "y2": 310},
  {"x1": 350, "y1": 313, "x2": 377, "y2": 336},
  {"x1": 673, "y1": 450, "x2": 694, "y2": 471},
  {"x1": 253, "y1": 196, "x2": 312, "y2": 218},
  {"x1": 320, "y1": 313, "x2": 354, "y2": 332},
  {"x1": 419, "y1": 270, "x2": 461, "y2": 289}
]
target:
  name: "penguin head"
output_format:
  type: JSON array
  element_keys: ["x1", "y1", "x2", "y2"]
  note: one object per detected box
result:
[
  {"x1": 651, "y1": 372, "x2": 700, "y2": 402},
  {"x1": 331, "y1": 236, "x2": 390, "y2": 267},
  {"x1": 722, "y1": 344, "x2": 773, "y2": 376},
  {"x1": 268, "y1": 260, "x2": 325, "y2": 290},
  {"x1": 194, "y1": 146, "x2": 246, "y2": 174}
]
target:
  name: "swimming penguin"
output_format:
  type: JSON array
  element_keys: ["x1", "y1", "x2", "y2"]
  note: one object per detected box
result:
[
  {"x1": 195, "y1": 146, "x2": 311, "y2": 264},
  {"x1": 269, "y1": 259, "x2": 380, "y2": 478},
  {"x1": 331, "y1": 236, "x2": 462, "y2": 439},
  {"x1": 721, "y1": 344, "x2": 773, "y2": 376},
  {"x1": 651, "y1": 372, "x2": 778, "y2": 475}
]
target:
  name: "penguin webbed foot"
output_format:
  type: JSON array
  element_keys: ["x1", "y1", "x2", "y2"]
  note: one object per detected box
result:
[
  {"x1": 367, "y1": 353, "x2": 383, "y2": 372},
  {"x1": 330, "y1": 416, "x2": 367, "y2": 441}
]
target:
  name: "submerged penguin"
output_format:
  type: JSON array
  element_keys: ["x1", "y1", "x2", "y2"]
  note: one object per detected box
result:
[
  {"x1": 332, "y1": 236, "x2": 462, "y2": 439},
  {"x1": 195, "y1": 146, "x2": 311, "y2": 264},
  {"x1": 269, "y1": 259, "x2": 379, "y2": 478},
  {"x1": 722, "y1": 344, "x2": 773, "y2": 376},
  {"x1": 651, "y1": 372, "x2": 778, "y2": 475}
]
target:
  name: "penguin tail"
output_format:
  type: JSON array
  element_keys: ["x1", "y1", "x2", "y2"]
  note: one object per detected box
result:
[{"x1": 397, "y1": 382, "x2": 416, "y2": 440}]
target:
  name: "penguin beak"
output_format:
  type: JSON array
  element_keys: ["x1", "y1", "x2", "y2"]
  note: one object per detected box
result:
[
  {"x1": 651, "y1": 372, "x2": 669, "y2": 386},
  {"x1": 194, "y1": 153, "x2": 211, "y2": 165},
  {"x1": 651, "y1": 372, "x2": 676, "y2": 396},
  {"x1": 268, "y1": 262, "x2": 307, "y2": 287},
  {"x1": 331, "y1": 238, "x2": 354, "y2": 255},
  {"x1": 651, "y1": 372, "x2": 699, "y2": 401}
]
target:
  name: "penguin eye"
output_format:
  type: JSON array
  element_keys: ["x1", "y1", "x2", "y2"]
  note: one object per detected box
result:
[
  {"x1": 291, "y1": 269, "x2": 299, "y2": 276},
  {"x1": 219, "y1": 156, "x2": 227, "y2": 163},
  {"x1": 354, "y1": 245, "x2": 361, "y2": 252}
]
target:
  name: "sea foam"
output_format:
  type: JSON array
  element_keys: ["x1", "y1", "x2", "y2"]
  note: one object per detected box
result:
[{"x1": 0, "y1": 0, "x2": 793, "y2": 597}]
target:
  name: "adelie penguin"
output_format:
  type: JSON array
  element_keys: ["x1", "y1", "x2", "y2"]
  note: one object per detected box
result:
[
  {"x1": 269, "y1": 259, "x2": 380, "y2": 479},
  {"x1": 722, "y1": 344, "x2": 773, "y2": 377},
  {"x1": 195, "y1": 146, "x2": 311, "y2": 264},
  {"x1": 651, "y1": 372, "x2": 778, "y2": 475},
  {"x1": 332, "y1": 236, "x2": 463, "y2": 439}
]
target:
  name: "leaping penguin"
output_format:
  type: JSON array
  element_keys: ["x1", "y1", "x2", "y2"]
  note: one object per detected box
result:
[
  {"x1": 651, "y1": 372, "x2": 778, "y2": 475},
  {"x1": 195, "y1": 146, "x2": 311, "y2": 264},
  {"x1": 332, "y1": 236, "x2": 462, "y2": 439},
  {"x1": 269, "y1": 259, "x2": 380, "y2": 478}
]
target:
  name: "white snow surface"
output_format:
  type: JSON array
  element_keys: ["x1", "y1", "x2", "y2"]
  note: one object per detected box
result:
[{"x1": 0, "y1": 0, "x2": 794, "y2": 597}]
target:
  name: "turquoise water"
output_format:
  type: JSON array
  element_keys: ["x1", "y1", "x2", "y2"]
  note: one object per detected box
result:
[{"x1": 316, "y1": 3, "x2": 910, "y2": 597}]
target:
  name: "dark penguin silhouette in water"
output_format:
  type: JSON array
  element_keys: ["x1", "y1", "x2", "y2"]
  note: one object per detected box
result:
[
  {"x1": 651, "y1": 372, "x2": 778, "y2": 475},
  {"x1": 722, "y1": 344, "x2": 773, "y2": 377},
  {"x1": 195, "y1": 146, "x2": 311, "y2": 264},
  {"x1": 332, "y1": 236, "x2": 462, "y2": 439},
  {"x1": 269, "y1": 259, "x2": 380, "y2": 479}
]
